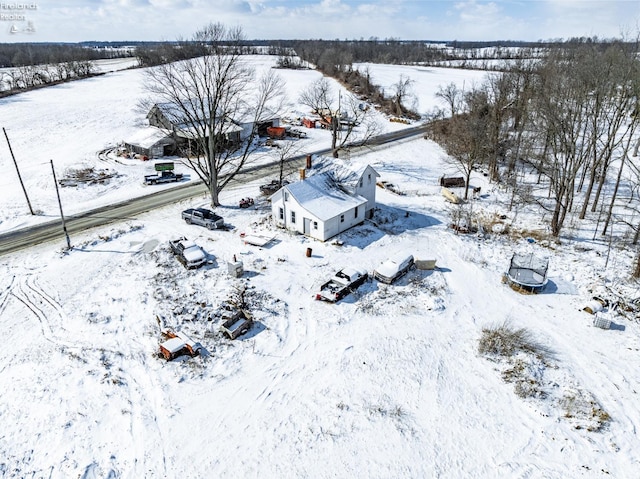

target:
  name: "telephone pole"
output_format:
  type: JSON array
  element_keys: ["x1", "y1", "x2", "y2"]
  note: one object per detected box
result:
[
  {"x1": 3, "y1": 127, "x2": 35, "y2": 215},
  {"x1": 50, "y1": 160, "x2": 71, "y2": 250}
]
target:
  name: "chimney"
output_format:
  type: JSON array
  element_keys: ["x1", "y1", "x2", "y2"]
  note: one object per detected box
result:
[
  {"x1": 306, "y1": 154, "x2": 312, "y2": 169},
  {"x1": 299, "y1": 168, "x2": 306, "y2": 180}
]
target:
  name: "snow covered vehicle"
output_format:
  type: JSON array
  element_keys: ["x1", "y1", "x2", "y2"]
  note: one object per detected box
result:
[
  {"x1": 220, "y1": 311, "x2": 253, "y2": 339},
  {"x1": 373, "y1": 254, "x2": 414, "y2": 284},
  {"x1": 181, "y1": 208, "x2": 225, "y2": 230},
  {"x1": 315, "y1": 267, "x2": 368, "y2": 302},
  {"x1": 169, "y1": 237, "x2": 207, "y2": 269}
]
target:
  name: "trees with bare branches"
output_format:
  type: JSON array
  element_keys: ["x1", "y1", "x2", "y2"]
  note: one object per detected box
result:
[
  {"x1": 298, "y1": 77, "x2": 380, "y2": 158},
  {"x1": 143, "y1": 23, "x2": 285, "y2": 207}
]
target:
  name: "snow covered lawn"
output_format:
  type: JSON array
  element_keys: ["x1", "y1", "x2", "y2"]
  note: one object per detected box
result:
[{"x1": 1, "y1": 135, "x2": 639, "y2": 478}]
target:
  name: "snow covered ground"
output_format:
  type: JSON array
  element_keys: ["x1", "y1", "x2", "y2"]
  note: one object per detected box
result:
[
  {"x1": 1, "y1": 57, "x2": 639, "y2": 478},
  {"x1": 0, "y1": 57, "x2": 479, "y2": 234}
]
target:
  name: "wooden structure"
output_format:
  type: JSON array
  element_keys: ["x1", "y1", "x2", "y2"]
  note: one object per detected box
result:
[
  {"x1": 439, "y1": 176, "x2": 466, "y2": 188},
  {"x1": 123, "y1": 127, "x2": 176, "y2": 159},
  {"x1": 415, "y1": 259, "x2": 437, "y2": 270}
]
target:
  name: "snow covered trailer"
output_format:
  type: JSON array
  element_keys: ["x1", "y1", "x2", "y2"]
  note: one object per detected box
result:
[
  {"x1": 220, "y1": 311, "x2": 253, "y2": 339},
  {"x1": 441, "y1": 187, "x2": 462, "y2": 204}
]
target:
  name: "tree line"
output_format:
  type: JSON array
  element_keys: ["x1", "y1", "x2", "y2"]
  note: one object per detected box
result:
[
  {"x1": 427, "y1": 39, "x2": 640, "y2": 273},
  {"x1": 0, "y1": 43, "x2": 131, "y2": 94}
]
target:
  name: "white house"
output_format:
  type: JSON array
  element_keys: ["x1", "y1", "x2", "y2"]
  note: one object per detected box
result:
[{"x1": 270, "y1": 159, "x2": 379, "y2": 241}]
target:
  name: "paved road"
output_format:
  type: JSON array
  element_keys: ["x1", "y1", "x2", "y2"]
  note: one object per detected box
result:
[{"x1": 0, "y1": 125, "x2": 428, "y2": 256}]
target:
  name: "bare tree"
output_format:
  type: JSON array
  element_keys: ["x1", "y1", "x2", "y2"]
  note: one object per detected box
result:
[
  {"x1": 299, "y1": 77, "x2": 380, "y2": 158},
  {"x1": 143, "y1": 23, "x2": 285, "y2": 207},
  {"x1": 439, "y1": 93, "x2": 490, "y2": 200},
  {"x1": 435, "y1": 82, "x2": 463, "y2": 117},
  {"x1": 390, "y1": 74, "x2": 417, "y2": 117}
]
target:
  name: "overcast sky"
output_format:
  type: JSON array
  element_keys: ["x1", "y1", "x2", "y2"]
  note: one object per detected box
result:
[{"x1": 2, "y1": 0, "x2": 639, "y2": 43}]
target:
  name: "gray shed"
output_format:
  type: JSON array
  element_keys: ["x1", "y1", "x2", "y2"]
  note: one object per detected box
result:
[{"x1": 123, "y1": 127, "x2": 176, "y2": 159}]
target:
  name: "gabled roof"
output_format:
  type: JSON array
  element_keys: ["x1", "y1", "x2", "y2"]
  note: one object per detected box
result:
[
  {"x1": 148, "y1": 101, "x2": 222, "y2": 125},
  {"x1": 283, "y1": 173, "x2": 367, "y2": 221},
  {"x1": 308, "y1": 158, "x2": 380, "y2": 193},
  {"x1": 148, "y1": 102, "x2": 243, "y2": 139}
]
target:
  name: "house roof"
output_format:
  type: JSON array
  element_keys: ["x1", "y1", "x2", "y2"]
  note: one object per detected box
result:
[
  {"x1": 308, "y1": 158, "x2": 380, "y2": 193},
  {"x1": 284, "y1": 173, "x2": 367, "y2": 221}
]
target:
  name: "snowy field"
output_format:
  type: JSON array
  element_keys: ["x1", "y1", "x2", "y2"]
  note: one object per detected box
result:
[
  {"x1": 354, "y1": 62, "x2": 489, "y2": 116},
  {"x1": 1, "y1": 57, "x2": 639, "y2": 478},
  {"x1": 0, "y1": 57, "x2": 480, "y2": 234}
]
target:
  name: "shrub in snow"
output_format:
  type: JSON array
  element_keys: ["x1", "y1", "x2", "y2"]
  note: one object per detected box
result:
[{"x1": 478, "y1": 321, "x2": 547, "y2": 359}]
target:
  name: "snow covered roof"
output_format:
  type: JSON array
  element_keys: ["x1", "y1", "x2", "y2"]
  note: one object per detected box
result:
[
  {"x1": 173, "y1": 120, "x2": 243, "y2": 140},
  {"x1": 150, "y1": 101, "x2": 221, "y2": 125},
  {"x1": 160, "y1": 337, "x2": 186, "y2": 354},
  {"x1": 124, "y1": 127, "x2": 173, "y2": 148},
  {"x1": 308, "y1": 157, "x2": 379, "y2": 192},
  {"x1": 285, "y1": 173, "x2": 367, "y2": 221}
]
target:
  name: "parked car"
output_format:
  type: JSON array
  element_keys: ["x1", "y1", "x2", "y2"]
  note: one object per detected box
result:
[
  {"x1": 181, "y1": 208, "x2": 225, "y2": 230},
  {"x1": 169, "y1": 237, "x2": 207, "y2": 269},
  {"x1": 260, "y1": 179, "x2": 289, "y2": 195},
  {"x1": 315, "y1": 267, "x2": 368, "y2": 302},
  {"x1": 373, "y1": 253, "x2": 414, "y2": 284}
]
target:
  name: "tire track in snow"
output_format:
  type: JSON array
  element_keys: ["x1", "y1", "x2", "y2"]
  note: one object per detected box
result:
[
  {"x1": 121, "y1": 352, "x2": 168, "y2": 477},
  {"x1": 10, "y1": 276, "x2": 57, "y2": 342},
  {"x1": 0, "y1": 274, "x2": 16, "y2": 317}
]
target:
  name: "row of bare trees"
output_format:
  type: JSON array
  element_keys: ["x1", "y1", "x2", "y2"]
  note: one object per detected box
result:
[
  {"x1": 0, "y1": 60, "x2": 94, "y2": 92},
  {"x1": 432, "y1": 39, "x2": 640, "y2": 249}
]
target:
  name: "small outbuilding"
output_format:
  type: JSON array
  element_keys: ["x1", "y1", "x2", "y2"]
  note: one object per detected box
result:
[{"x1": 123, "y1": 127, "x2": 176, "y2": 159}]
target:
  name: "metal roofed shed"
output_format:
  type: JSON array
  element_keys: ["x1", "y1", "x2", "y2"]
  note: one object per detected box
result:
[
  {"x1": 503, "y1": 253, "x2": 549, "y2": 293},
  {"x1": 123, "y1": 127, "x2": 176, "y2": 159}
]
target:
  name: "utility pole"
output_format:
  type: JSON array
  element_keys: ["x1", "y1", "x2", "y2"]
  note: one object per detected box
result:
[
  {"x1": 3, "y1": 127, "x2": 35, "y2": 215},
  {"x1": 50, "y1": 160, "x2": 71, "y2": 250}
]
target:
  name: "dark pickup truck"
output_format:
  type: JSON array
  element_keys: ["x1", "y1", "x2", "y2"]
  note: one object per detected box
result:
[
  {"x1": 144, "y1": 170, "x2": 183, "y2": 185},
  {"x1": 145, "y1": 162, "x2": 183, "y2": 185},
  {"x1": 315, "y1": 268, "x2": 368, "y2": 302},
  {"x1": 182, "y1": 208, "x2": 225, "y2": 230}
]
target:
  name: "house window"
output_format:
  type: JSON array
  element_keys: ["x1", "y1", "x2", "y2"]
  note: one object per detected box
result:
[
  {"x1": 291, "y1": 211, "x2": 296, "y2": 223},
  {"x1": 313, "y1": 221, "x2": 318, "y2": 229},
  {"x1": 340, "y1": 214, "x2": 345, "y2": 223},
  {"x1": 355, "y1": 207, "x2": 358, "y2": 218},
  {"x1": 368, "y1": 173, "x2": 372, "y2": 183},
  {"x1": 359, "y1": 178, "x2": 363, "y2": 187},
  {"x1": 279, "y1": 207, "x2": 284, "y2": 220},
  {"x1": 284, "y1": 192, "x2": 289, "y2": 202}
]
